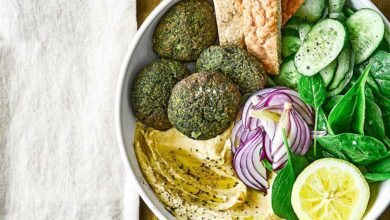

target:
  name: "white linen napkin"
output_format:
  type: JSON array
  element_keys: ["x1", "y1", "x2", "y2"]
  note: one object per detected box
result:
[{"x1": 0, "y1": 0, "x2": 138, "y2": 219}]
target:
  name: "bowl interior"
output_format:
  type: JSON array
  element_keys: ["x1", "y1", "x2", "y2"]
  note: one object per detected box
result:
[{"x1": 116, "y1": 0, "x2": 390, "y2": 219}]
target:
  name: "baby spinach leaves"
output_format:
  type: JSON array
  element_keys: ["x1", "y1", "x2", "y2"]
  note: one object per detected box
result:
[
  {"x1": 272, "y1": 130, "x2": 309, "y2": 220},
  {"x1": 365, "y1": 98, "x2": 390, "y2": 146},
  {"x1": 298, "y1": 75, "x2": 327, "y2": 108},
  {"x1": 316, "y1": 108, "x2": 328, "y2": 131},
  {"x1": 363, "y1": 173, "x2": 390, "y2": 183},
  {"x1": 375, "y1": 94, "x2": 390, "y2": 138},
  {"x1": 323, "y1": 95, "x2": 343, "y2": 113},
  {"x1": 358, "y1": 50, "x2": 390, "y2": 98},
  {"x1": 328, "y1": 64, "x2": 372, "y2": 134},
  {"x1": 367, "y1": 156, "x2": 390, "y2": 173},
  {"x1": 358, "y1": 51, "x2": 390, "y2": 138},
  {"x1": 298, "y1": 74, "x2": 327, "y2": 155},
  {"x1": 318, "y1": 133, "x2": 390, "y2": 165},
  {"x1": 364, "y1": 155, "x2": 390, "y2": 182}
]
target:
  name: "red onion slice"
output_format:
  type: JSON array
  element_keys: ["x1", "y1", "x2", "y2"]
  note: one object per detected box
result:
[
  {"x1": 263, "y1": 133, "x2": 273, "y2": 162},
  {"x1": 233, "y1": 143, "x2": 259, "y2": 189},
  {"x1": 233, "y1": 131, "x2": 268, "y2": 191},
  {"x1": 297, "y1": 112, "x2": 311, "y2": 155},
  {"x1": 271, "y1": 103, "x2": 292, "y2": 169},
  {"x1": 231, "y1": 87, "x2": 316, "y2": 190}
]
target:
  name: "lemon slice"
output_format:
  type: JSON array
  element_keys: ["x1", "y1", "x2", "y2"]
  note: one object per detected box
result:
[{"x1": 291, "y1": 158, "x2": 370, "y2": 220}]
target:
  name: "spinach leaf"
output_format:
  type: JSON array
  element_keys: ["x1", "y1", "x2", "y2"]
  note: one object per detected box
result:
[
  {"x1": 324, "y1": 95, "x2": 343, "y2": 114},
  {"x1": 367, "y1": 155, "x2": 390, "y2": 173},
  {"x1": 272, "y1": 130, "x2": 309, "y2": 220},
  {"x1": 358, "y1": 50, "x2": 390, "y2": 98},
  {"x1": 317, "y1": 108, "x2": 334, "y2": 135},
  {"x1": 358, "y1": 51, "x2": 390, "y2": 137},
  {"x1": 317, "y1": 108, "x2": 327, "y2": 131},
  {"x1": 298, "y1": 75, "x2": 327, "y2": 155},
  {"x1": 353, "y1": 87, "x2": 366, "y2": 134},
  {"x1": 317, "y1": 133, "x2": 390, "y2": 165},
  {"x1": 306, "y1": 144, "x2": 325, "y2": 162},
  {"x1": 328, "y1": 64, "x2": 372, "y2": 134},
  {"x1": 375, "y1": 94, "x2": 390, "y2": 138},
  {"x1": 363, "y1": 173, "x2": 390, "y2": 183},
  {"x1": 322, "y1": 150, "x2": 337, "y2": 158},
  {"x1": 298, "y1": 75, "x2": 326, "y2": 108},
  {"x1": 365, "y1": 98, "x2": 390, "y2": 146},
  {"x1": 364, "y1": 86, "x2": 375, "y2": 101}
]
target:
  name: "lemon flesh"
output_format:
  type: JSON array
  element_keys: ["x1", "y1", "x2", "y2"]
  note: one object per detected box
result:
[{"x1": 292, "y1": 158, "x2": 370, "y2": 220}]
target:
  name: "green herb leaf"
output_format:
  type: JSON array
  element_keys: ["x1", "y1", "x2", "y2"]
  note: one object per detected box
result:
[
  {"x1": 353, "y1": 87, "x2": 366, "y2": 134},
  {"x1": 305, "y1": 145, "x2": 325, "y2": 162},
  {"x1": 318, "y1": 133, "x2": 389, "y2": 165},
  {"x1": 358, "y1": 50, "x2": 390, "y2": 98},
  {"x1": 357, "y1": 51, "x2": 390, "y2": 138},
  {"x1": 365, "y1": 98, "x2": 390, "y2": 146},
  {"x1": 298, "y1": 75, "x2": 326, "y2": 109},
  {"x1": 272, "y1": 129, "x2": 309, "y2": 220},
  {"x1": 317, "y1": 108, "x2": 327, "y2": 131},
  {"x1": 375, "y1": 94, "x2": 390, "y2": 138},
  {"x1": 298, "y1": 74, "x2": 327, "y2": 156},
  {"x1": 363, "y1": 173, "x2": 390, "y2": 183},
  {"x1": 317, "y1": 108, "x2": 334, "y2": 135},
  {"x1": 322, "y1": 150, "x2": 337, "y2": 158},
  {"x1": 366, "y1": 156, "x2": 390, "y2": 173},
  {"x1": 328, "y1": 64, "x2": 372, "y2": 134},
  {"x1": 324, "y1": 95, "x2": 343, "y2": 114},
  {"x1": 364, "y1": 87, "x2": 390, "y2": 146}
]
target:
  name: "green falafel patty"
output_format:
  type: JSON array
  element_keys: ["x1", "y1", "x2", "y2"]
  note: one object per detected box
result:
[
  {"x1": 152, "y1": 0, "x2": 217, "y2": 62},
  {"x1": 196, "y1": 45, "x2": 267, "y2": 95},
  {"x1": 168, "y1": 72, "x2": 241, "y2": 140},
  {"x1": 131, "y1": 59, "x2": 191, "y2": 131}
]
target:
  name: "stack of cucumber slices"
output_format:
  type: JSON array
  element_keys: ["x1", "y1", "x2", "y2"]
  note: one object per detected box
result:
[{"x1": 275, "y1": 0, "x2": 387, "y2": 97}]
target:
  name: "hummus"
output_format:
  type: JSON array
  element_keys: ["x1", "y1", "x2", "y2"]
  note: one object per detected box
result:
[{"x1": 134, "y1": 122, "x2": 280, "y2": 219}]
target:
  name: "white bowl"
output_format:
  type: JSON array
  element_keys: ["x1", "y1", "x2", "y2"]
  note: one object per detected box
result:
[{"x1": 115, "y1": 1, "x2": 390, "y2": 219}]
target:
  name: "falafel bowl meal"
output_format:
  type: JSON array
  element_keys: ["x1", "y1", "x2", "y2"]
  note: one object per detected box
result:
[{"x1": 116, "y1": 0, "x2": 390, "y2": 219}]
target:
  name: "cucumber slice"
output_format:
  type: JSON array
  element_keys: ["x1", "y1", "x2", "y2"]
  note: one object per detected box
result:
[
  {"x1": 298, "y1": 23, "x2": 312, "y2": 42},
  {"x1": 320, "y1": 60, "x2": 337, "y2": 87},
  {"x1": 328, "y1": 49, "x2": 355, "y2": 96},
  {"x1": 295, "y1": 19, "x2": 347, "y2": 76},
  {"x1": 274, "y1": 58, "x2": 301, "y2": 89},
  {"x1": 347, "y1": 9, "x2": 385, "y2": 64},
  {"x1": 329, "y1": 0, "x2": 345, "y2": 13},
  {"x1": 295, "y1": 0, "x2": 326, "y2": 23},
  {"x1": 282, "y1": 36, "x2": 301, "y2": 57},
  {"x1": 328, "y1": 46, "x2": 350, "y2": 90},
  {"x1": 329, "y1": 12, "x2": 346, "y2": 22}
]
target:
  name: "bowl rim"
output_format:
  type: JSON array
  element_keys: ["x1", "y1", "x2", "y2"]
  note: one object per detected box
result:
[
  {"x1": 115, "y1": 0, "x2": 390, "y2": 219},
  {"x1": 115, "y1": 1, "x2": 176, "y2": 219}
]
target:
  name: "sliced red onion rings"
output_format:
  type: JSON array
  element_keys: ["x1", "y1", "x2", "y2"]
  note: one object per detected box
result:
[
  {"x1": 233, "y1": 130, "x2": 268, "y2": 191},
  {"x1": 230, "y1": 87, "x2": 318, "y2": 191}
]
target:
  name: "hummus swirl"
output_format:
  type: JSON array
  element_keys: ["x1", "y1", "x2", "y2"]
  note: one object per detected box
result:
[{"x1": 134, "y1": 122, "x2": 280, "y2": 219}]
